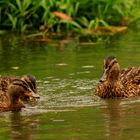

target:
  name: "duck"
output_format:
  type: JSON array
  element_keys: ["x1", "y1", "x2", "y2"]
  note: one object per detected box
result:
[
  {"x1": 0, "y1": 74, "x2": 40, "y2": 111},
  {"x1": 0, "y1": 74, "x2": 37, "y2": 100},
  {"x1": 96, "y1": 56, "x2": 140, "y2": 98}
]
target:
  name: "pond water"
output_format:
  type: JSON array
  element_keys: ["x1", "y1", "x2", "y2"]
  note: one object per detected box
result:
[{"x1": 0, "y1": 29, "x2": 140, "y2": 140}]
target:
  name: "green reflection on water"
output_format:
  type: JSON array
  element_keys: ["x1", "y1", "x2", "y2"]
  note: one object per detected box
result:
[
  {"x1": 36, "y1": 107, "x2": 105, "y2": 140},
  {"x1": 0, "y1": 29, "x2": 140, "y2": 140},
  {"x1": 0, "y1": 30, "x2": 140, "y2": 79}
]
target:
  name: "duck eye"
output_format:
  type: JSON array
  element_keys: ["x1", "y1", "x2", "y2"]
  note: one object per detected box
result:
[{"x1": 108, "y1": 65, "x2": 112, "y2": 69}]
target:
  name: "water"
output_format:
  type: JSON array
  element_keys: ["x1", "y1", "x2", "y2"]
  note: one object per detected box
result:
[{"x1": 0, "y1": 29, "x2": 140, "y2": 140}]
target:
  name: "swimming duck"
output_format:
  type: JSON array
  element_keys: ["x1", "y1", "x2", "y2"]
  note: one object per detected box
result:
[
  {"x1": 96, "y1": 56, "x2": 140, "y2": 98},
  {"x1": 0, "y1": 74, "x2": 39, "y2": 111},
  {"x1": 0, "y1": 74, "x2": 37, "y2": 100}
]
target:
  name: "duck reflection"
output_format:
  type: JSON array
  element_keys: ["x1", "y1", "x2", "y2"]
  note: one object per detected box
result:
[
  {"x1": 102, "y1": 99, "x2": 122, "y2": 140},
  {"x1": 10, "y1": 111, "x2": 38, "y2": 140}
]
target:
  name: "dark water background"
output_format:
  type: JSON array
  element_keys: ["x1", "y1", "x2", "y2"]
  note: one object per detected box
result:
[{"x1": 0, "y1": 29, "x2": 140, "y2": 140}]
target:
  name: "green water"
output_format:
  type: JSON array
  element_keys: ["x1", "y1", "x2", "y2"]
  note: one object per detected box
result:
[{"x1": 0, "y1": 29, "x2": 140, "y2": 140}]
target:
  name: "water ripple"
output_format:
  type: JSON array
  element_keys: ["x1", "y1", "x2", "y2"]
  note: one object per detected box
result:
[{"x1": 37, "y1": 78, "x2": 100, "y2": 110}]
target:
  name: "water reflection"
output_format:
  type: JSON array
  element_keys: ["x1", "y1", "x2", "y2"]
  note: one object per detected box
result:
[
  {"x1": 102, "y1": 99, "x2": 122, "y2": 140},
  {"x1": 10, "y1": 111, "x2": 38, "y2": 140},
  {"x1": 102, "y1": 98, "x2": 140, "y2": 140},
  {"x1": 0, "y1": 29, "x2": 140, "y2": 140}
]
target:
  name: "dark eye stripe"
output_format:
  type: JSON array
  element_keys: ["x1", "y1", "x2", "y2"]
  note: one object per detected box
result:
[
  {"x1": 22, "y1": 75, "x2": 36, "y2": 92},
  {"x1": 108, "y1": 60, "x2": 117, "y2": 70},
  {"x1": 23, "y1": 79, "x2": 36, "y2": 92},
  {"x1": 25, "y1": 80, "x2": 35, "y2": 91},
  {"x1": 11, "y1": 79, "x2": 29, "y2": 91}
]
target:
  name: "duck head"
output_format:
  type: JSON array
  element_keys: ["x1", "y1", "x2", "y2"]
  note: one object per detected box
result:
[
  {"x1": 20, "y1": 74, "x2": 39, "y2": 101},
  {"x1": 21, "y1": 74, "x2": 37, "y2": 93},
  {"x1": 7, "y1": 79, "x2": 39, "y2": 110},
  {"x1": 100, "y1": 56, "x2": 120, "y2": 83}
]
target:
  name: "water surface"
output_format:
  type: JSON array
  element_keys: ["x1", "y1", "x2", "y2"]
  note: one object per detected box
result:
[{"x1": 0, "y1": 29, "x2": 140, "y2": 140}]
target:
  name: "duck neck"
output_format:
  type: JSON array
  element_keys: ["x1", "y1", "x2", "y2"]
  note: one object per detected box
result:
[
  {"x1": 10, "y1": 95, "x2": 23, "y2": 108},
  {"x1": 109, "y1": 78, "x2": 120, "y2": 85},
  {"x1": 10, "y1": 94, "x2": 19, "y2": 104},
  {"x1": 7, "y1": 87, "x2": 25, "y2": 109}
]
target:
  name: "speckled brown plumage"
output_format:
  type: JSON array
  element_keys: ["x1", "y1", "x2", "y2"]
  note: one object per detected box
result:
[
  {"x1": 96, "y1": 56, "x2": 140, "y2": 98},
  {"x1": 0, "y1": 76, "x2": 15, "y2": 92},
  {"x1": 0, "y1": 75, "x2": 39, "y2": 111}
]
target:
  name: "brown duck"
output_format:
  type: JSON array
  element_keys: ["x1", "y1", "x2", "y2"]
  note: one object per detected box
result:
[
  {"x1": 0, "y1": 74, "x2": 39, "y2": 111},
  {"x1": 96, "y1": 56, "x2": 140, "y2": 98}
]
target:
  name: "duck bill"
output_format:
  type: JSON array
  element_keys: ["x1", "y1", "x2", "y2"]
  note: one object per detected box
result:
[
  {"x1": 99, "y1": 69, "x2": 107, "y2": 82},
  {"x1": 24, "y1": 90, "x2": 40, "y2": 99}
]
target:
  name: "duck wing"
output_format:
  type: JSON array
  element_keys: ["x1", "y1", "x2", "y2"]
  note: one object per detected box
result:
[
  {"x1": 0, "y1": 77, "x2": 16, "y2": 92},
  {"x1": 120, "y1": 67, "x2": 140, "y2": 85},
  {"x1": 0, "y1": 77, "x2": 18, "y2": 110}
]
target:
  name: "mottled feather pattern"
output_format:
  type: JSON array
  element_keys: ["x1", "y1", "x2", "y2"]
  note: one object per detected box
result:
[
  {"x1": 0, "y1": 75, "x2": 38, "y2": 111},
  {"x1": 96, "y1": 56, "x2": 140, "y2": 98},
  {"x1": 120, "y1": 67, "x2": 140, "y2": 85},
  {"x1": 96, "y1": 81, "x2": 127, "y2": 98},
  {"x1": 0, "y1": 77, "x2": 15, "y2": 105},
  {"x1": 0, "y1": 77, "x2": 16, "y2": 92}
]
